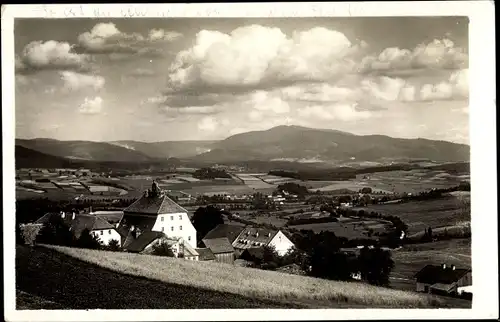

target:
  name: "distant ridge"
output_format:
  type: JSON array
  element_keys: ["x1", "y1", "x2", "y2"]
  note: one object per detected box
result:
[{"x1": 15, "y1": 126, "x2": 469, "y2": 164}]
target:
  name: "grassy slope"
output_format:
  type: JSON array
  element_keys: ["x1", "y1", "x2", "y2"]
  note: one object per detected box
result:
[
  {"x1": 16, "y1": 245, "x2": 298, "y2": 310},
  {"x1": 19, "y1": 245, "x2": 472, "y2": 309}
]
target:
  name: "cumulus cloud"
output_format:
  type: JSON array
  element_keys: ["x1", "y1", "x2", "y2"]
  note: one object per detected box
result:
[
  {"x1": 360, "y1": 39, "x2": 468, "y2": 74},
  {"x1": 197, "y1": 116, "x2": 218, "y2": 132},
  {"x1": 79, "y1": 96, "x2": 103, "y2": 114},
  {"x1": 297, "y1": 103, "x2": 372, "y2": 122},
  {"x1": 248, "y1": 91, "x2": 290, "y2": 114},
  {"x1": 60, "y1": 71, "x2": 105, "y2": 91},
  {"x1": 16, "y1": 40, "x2": 90, "y2": 73},
  {"x1": 167, "y1": 25, "x2": 366, "y2": 92},
  {"x1": 77, "y1": 22, "x2": 182, "y2": 56},
  {"x1": 419, "y1": 69, "x2": 468, "y2": 101}
]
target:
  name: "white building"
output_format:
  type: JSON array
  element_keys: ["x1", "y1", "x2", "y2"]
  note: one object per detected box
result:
[
  {"x1": 232, "y1": 226, "x2": 295, "y2": 256},
  {"x1": 118, "y1": 181, "x2": 197, "y2": 249},
  {"x1": 35, "y1": 212, "x2": 122, "y2": 246}
]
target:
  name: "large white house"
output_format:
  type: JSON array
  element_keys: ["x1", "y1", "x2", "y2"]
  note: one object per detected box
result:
[{"x1": 118, "y1": 181, "x2": 197, "y2": 249}]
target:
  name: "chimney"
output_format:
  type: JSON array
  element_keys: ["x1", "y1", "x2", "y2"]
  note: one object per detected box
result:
[
  {"x1": 115, "y1": 223, "x2": 119, "y2": 228},
  {"x1": 72, "y1": 212, "x2": 76, "y2": 220},
  {"x1": 451, "y1": 265, "x2": 456, "y2": 270},
  {"x1": 89, "y1": 206, "x2": 93, "y2": 214},
  {"x1": 255, "y1": 232, "x2": 259, "y2": 237},
  {"x1": 442, "y1": 263, "x2": 447, "y2": 269},
  {"x1": 267, "y1": 232, "x2": 271, "y2": 237},
  {"x1": 61, "y1": 212, "x2": 65, "y2": 219}
]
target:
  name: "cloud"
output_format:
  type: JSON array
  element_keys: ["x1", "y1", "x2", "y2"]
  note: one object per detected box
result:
[
  {"x1": 167, "y1": 25, "x2": 366, "y2": 92},
  {"x1": 127, "y1": 68, "x2": 157, "y2": 77},
  {"x1": 148, "y1": 29, "x2": 183, "y2": 41},
  {"x1": 162, "y1": 106, "x2": 220, "y2": 115},
  {"x1": 280, "y1": 83, "x2": 359, "y2": 103},
  {"x1": 16, "y1": 40, "x2": 90, "y2": 73},
  {"x1": 359, "y1": 39, "x2": 468, "y2": 74},
  {"x1": 197, "y1": 116, "x2": 218, "y2": 132},
  {"x1": 77, "y1": 22, "x2": 182, "y2": 56},
  {"x1": 248, "y1": 91, "x2": 290, "y2": 114},
  {"x1": 59, "y1": 71, "x2": 105, "y2": 91},
  {"x1": 297, "y1": 103, "x2": 372, "y2": 122},
  {"x1": 79, "y1": 96, "x2": 103, "y2": 114},
  {"x1": 419, "y1": 69, "x2": 468, "y2": 101}
]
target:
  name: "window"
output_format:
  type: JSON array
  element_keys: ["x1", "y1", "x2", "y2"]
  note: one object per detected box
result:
[
  {"x1": 170, "y1": 216, "x2": 174, "y2": 221},
  {"x1": 108, "y1": 230, "x2": 111, "y2": 235},
  {"x1": 171, "y1": 226, "x2": 174, "y2": 231},
  {"x1": 161, "y1": 227, "x2": 164, "y2": 232},
  {"x1": 100, "y1": 231, "x2": 103, "y2": 235},
  {"x1": 188, "y1": 236, "x2": 191, "y2": 241},
  {"x1": 161, "y1": 217, "x2": 164, "y2": 222},
  {"x1": 179, "y1": 214, "x2": 182, "y2": 220},
  {"x1": 179, "y1": 226, "x2": 183, "y2": 231}
]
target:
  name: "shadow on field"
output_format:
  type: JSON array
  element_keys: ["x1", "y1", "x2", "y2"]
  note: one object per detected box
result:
[{"x1": 16, "y1": 245, "x2": 302, "y2": 310}]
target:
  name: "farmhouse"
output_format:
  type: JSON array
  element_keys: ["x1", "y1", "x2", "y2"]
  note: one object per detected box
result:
[
  {"x1": 35, "y1": 212, "x2": 122, "y2": 246},
  {"x1": 414, "y1": 264, "x2": 472, "y2": 296},
  {"x1": 117, "y1": 181, "x2": 197, "y2": 249},
  {"x1": 232, "y1": 227, "x2": 295, "y2": 257}
]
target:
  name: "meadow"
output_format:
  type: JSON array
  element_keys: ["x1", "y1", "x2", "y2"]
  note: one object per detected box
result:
[
  {"x1": 26, "y1": 244, "x2": 470, "y2": 308},
  {"x1": 390, "y1": 239, "x2": 472, "y2": 291},
  {"x1": 352, "y1": 195, "x2": 470, "y2": 235}
]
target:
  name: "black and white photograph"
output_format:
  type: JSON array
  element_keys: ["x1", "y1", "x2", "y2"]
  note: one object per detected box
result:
[{"x1": 2, "y1": 2, "x2": 497, "y2": 321}]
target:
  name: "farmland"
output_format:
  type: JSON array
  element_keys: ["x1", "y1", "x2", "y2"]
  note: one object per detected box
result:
[
  {"x1": 390, "y1": 239, "x2": 472, "y2": 291},
  {"x1": 352, "y1": 195, "x2": 470, "y2": 235},
  {"x1": 16, "y1": 244, "x2": 471, "y2": 309}
]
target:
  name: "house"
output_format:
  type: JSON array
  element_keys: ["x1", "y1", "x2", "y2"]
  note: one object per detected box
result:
[
  {"x1": 195, "y1": 248, "x2": 216, "y2": 262},
  {"x1": 35, "y1": 212, "x2": 122, "y2": 246},
  {"x1": 232, "y1": 226, "x2": 295, "y2": 256},
  {"x1": 201, "y1": 237, "x2": 235, "y2": 264},
  {"x1": 117, "y1": 181, "x2": 197, "y2": 248},
  {"x1": 414, "y1": 264, "x2": 472, "y2": 296}
]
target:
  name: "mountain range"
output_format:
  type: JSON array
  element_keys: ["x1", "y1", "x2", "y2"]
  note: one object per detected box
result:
[{"x1": 15, "y1": 125, "x2": 470, "y2": 169}]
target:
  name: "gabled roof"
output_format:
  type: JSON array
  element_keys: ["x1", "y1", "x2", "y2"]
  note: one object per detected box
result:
[
  {"x1": 124, "y1": 231, "x2": 165, "y2": 253},
  {"x1": 183, "y1": 242, "x2": 199, "y2": 257},
  {"x1": 232, "y1": 226, "x2": 279, "y2": 250},
  {"x1": 202, "y1": 237, "x2": 234, "y2": 254},
  {"x1": 117, "y1": 214, "x2": 158, "y2": 238},
  {"x1": 124, "y1": 184, "x2": 187, "y2": 215},
  {"x1": 203, "y1": 224, "x2": 245, "y2": 243},
  {"x1": 36, "y1": 213, "x2": 115, "y2": 238},
  {"x1": 196, "y1": 248, "x2": 216, "y2": 261},
  {"x1": 415, "y1": 265, "x2": 471, "y2": 284}
]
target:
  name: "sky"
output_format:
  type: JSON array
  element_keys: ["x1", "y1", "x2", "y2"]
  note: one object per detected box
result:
[{"x1": 15, "y1": 17, "x2": 469, "y2": 143}]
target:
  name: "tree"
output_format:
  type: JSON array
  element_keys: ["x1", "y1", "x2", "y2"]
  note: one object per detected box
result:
[
  {"x1": 76, "y1": 228, "x2": 102, "y2": 249},
  {"x1": 356, "y1": 246, "x2": 394, "y2": 286},
  {"x1": 260, "y1": 245, "x2": 281, "y2": 269},
  {"x1": 191, "y1": 205, "x2": 224, "y2": 245},
  {"x1": 151, "y1": 241, "x2": 175, "y2": 257},
  {"x1": 35, "y1": 215, "x2": 75, "y2": 246},
  {"x1": 105, "y1": 239, "x2": 121, "y2": 251}
]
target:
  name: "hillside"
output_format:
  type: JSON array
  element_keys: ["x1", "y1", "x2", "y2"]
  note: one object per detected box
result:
[
  {"x1": 193, "y1": 125, "x2": 470, "y2": 163},
  {"x1": 16, "y1": 138, "x2": 154, "y2": 162},
  {"x1": 16, "y1": 244, "x2": 472, "y2": 309},
  {"x1": 15, "y1": 146, "x2": 73, "y2": 169},
  {"x1": 110, "y1": 140, "x2": 216, "y2": 159}
]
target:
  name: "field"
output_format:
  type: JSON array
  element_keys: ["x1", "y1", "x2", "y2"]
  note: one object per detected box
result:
[
  {"x1": 390, "y1": 239, "x2": 472, "y2": 291},
  {"x1": 16, "y1": 244, "x2": 471, "y2": 309},
  {"x1": 352, "y1": 195, "x2": 470, "y2": 235}
]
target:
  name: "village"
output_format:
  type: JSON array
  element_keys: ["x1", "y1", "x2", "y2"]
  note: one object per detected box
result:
[{"x1": 18, "y1": 176, "x2": 473, "y2": 300}]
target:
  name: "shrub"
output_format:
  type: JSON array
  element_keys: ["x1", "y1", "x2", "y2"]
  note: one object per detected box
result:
[
  {"x1": 151, "y1": 242, "x2": 175, "y2": 257},
  {"x1": 75, "y1": 228, "x2": 103, "y2": 250}
]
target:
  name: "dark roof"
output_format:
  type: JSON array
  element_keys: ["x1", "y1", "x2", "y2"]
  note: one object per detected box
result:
[
  {"x1": 36, "y1": 213, "x2": 115, "y2": 238},
  {"x1": 203, "y1": 224, "x2": 245, "y2": 243},
  {"x1": 415, "y1": 265, "x2": 471, "y2": 284},
  {"x1": 124, "y1": 231, "x2": 165, "y2": 253},
  {"x1": 195, "y1": 248, "x2": 216, "y2": 261},
  {"x1": 232, "y1": 226, "x2": 279, "y2": 250},
  {"x1": 124, "y1": 191, "x2": 187, "y2": 215},
  {"x1": 117, "y1": 214, "x2": 157, "y2": 238},
  {"x1": 202, "y1": 237, "x2": 235, "y2": 254}
]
